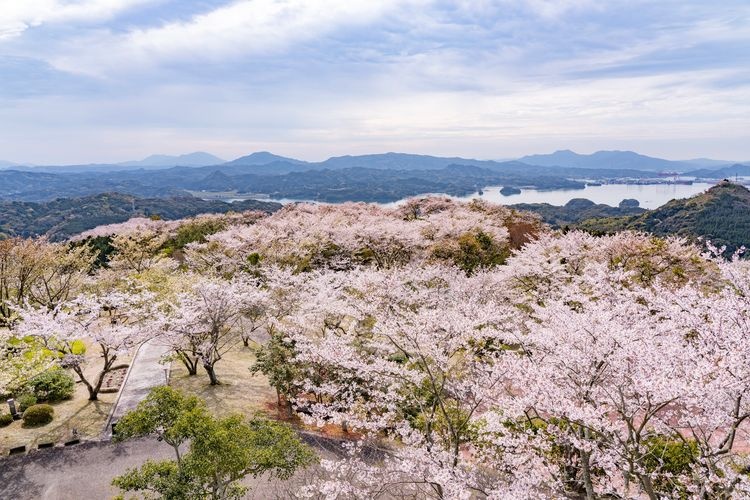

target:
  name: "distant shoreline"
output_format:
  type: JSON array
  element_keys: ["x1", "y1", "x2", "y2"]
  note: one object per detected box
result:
[{"x1": 190, "y1": 180, "x2": 724, "y2": 209}]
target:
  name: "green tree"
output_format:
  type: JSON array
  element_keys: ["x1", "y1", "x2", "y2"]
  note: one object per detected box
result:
[
  {"x1": 0, "y1": 334, "x2": 55, "y2": 397},
  {"x1": 114, "y1": 386, "x2": 207, "y2": 463},
  {"x1": 250, "y1": 327, "x2": 301, "y2": 417},
  {"x1": 112, "y1": 387, "x2": 316, "y2": 499},
  {"x1": 432, "y1": 230, "x2": 509, "y2": 275}
]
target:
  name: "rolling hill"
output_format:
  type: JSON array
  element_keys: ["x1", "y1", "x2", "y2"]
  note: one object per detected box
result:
[{"x1": 686, "y1": 164, "x2": 750, "y2": 179}]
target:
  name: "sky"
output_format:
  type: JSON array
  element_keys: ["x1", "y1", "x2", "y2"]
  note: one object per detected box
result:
[{"x1": 0, "y1": 0, "x2": 749, "y2": 165}]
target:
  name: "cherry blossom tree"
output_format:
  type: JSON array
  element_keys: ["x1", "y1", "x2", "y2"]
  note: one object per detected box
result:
[
  {"x1": 273, "y1": 234, "x2": 750, "y2": 499},
  {"x1": 109, "y1": 229, "x2": 170, "y2": 274},
  {"x1": 0, "y1": 237, "x2": 94, "y2": 326},
  {"x1": 275, "y1": 265, "x2": 533, "y2": 497},
  {"x1": 154, "y1": 277, "x2": 264, "y2": 385},
  {"x1": 497, "y1": 264, "x2": 701, "y2": 499},
  {"x1": 199, "y1": 197, "x2": 538, "y2": 273},
  {"x1": 16, "y1": 290, "x2": 154, "y2": 400},
  {"x1": 645, "y1": 248, "x2": 750, "y2": 498},
  {"x1": 249, "y1": 266, "x2": 320, "y2": 416}
]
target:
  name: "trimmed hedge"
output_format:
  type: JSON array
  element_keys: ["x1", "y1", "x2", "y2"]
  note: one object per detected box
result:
[
  {"x1": 22, "y1": 404, "x2": 54, "y2": 427},
  {"x1": 0, "y1": 413, "x2": 13, "y2": 427},
  {"x1": 17, "y1": 393, "x2": 38, "y2": 412}
]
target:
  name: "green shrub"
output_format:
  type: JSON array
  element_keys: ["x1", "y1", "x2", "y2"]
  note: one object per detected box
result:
[
  {"x1": 642, "y1": 435, "x2": 698, "y2": 497},
  {"x1": 17, "y1": 392, "x2": 38, "y2": 412},
  {"x1": 22, "y1": 404, "x2": 54, "y2": 427},
  {"x1": 28, "y1": 367, "x2": 75, "y2": 402},
  {"x1": 164, "y1": 219, "x2": 228, "y2": 253},
  {"x1": 433, "y1": 230, "x2": 509, "y2": 275},
  {"x1": 0, "y1": 413, "x2": 13, "y2": 427}
]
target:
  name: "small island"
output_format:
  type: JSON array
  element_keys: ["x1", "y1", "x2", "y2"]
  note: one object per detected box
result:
[{"x1": 500, "y1": 186, "x2": 522, "y2": 196}]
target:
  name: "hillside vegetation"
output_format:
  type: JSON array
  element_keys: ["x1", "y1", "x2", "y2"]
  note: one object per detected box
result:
[
  {"x1": 0, "y1": 192, "x2": 280, "y2": 241},
  {"x1": 578, "y1": 181, "x2": 750, "y2": 253},
  {"x1": 512, "y1": 197, "x2": 645, "y2": 228}
]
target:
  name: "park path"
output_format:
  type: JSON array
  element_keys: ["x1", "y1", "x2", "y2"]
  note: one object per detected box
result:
[{"x1": 102, "y1": 338, "x2": 171, "y2": 439}]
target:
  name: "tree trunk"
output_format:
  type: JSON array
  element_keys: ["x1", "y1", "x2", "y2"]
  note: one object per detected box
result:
[
  {"x1": 179, "y1": 352, "x2": 199, "y2": 376},
  {"x1": 580, "y1": 449, "x2": 595, "y2": 500},
  {"x1": 204, "y1": 362, "x2": 220, "y2": 385},
  {"x1": 73, "y1": 366, "x2": 99, "y2": 401},
  {"x1": 86, "y1": 384, "x2": 99, "y2": 401},
  {"x1": 90, "y1": 373, "x2": 106, "y2": 401},
  {"x1": 278, "y1": 393, "x2": 293, "y2": 418},
  {"x1": 638, "y1": 473, "x2": 658, "y2": 500}
]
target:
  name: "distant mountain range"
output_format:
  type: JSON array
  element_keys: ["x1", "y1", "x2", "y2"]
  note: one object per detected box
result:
[
  {"x1": 2, "y1": 154, "x2": 664, "y2": 202},
  {"x1": 518, "y1": 150, "x2": 738, "y2": 172},
  {"x1": 3, "y1": 152, "x2": 227, "y2": 173},
  {"x1": 2, "y1": 149, "x2": 745, "y2": 174},
  {"x1": 685, "y1": 164, "x2": 750, "y2": 179},
  {"x1": 681, "y1": 158, "x2": 738, "y2": 168},
  {"x1": 221, "y1": 150, "x2": 744, "y2": 174},
  {"x1": 0, "y1": 149, "x2": 746, "y2": 204}
]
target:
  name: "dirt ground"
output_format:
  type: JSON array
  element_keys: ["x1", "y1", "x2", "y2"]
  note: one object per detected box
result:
[{"x1": 168, "y1": 341, "x2": 278, "y2": 418}]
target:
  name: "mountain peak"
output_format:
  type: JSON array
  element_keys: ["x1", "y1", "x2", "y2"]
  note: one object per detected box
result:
[
  {"x1": 710, "y1": 179, "x2": 750, "y2": 196},
  {"x1": 224, "y1": 152, "x2": 306, "y2": 166},
  {"x1": 119, "y1": 152, "x2": 225, "y2": 167}
]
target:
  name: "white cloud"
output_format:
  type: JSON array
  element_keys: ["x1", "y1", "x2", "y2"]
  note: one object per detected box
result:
[
  {"x1": 49, "y1": 0, "x2": 423, "y2": 75},
  {"x1": 510, "y1": 0, "x2": 597, "y2": 19},
  {"x1": 0, "y1": 0, "x2": 152, "y2": 39},
  {"x1": 0, "y1": 0, "x2": 748, "y2": 162}
]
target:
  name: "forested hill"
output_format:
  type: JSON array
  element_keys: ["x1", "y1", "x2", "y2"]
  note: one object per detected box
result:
[
  {"x1": 578, "y1": 181, "x2": 750, "y2": 253},
  {"x1": 0, "y1": 193, "x2": 281, "y2": 241},
  {"x1": 510, "y1": 198, "x2": 645, "y2": 228}
]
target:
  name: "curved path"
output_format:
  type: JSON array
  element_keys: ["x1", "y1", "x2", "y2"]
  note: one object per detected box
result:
[{"x1": 103, "y1": 338, "x2": 171, "y2": 439}]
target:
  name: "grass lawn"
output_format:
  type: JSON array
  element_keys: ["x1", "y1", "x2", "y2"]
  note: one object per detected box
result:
[{"x1": 168, "y1": 341, "x2": 278, "y2": 419}]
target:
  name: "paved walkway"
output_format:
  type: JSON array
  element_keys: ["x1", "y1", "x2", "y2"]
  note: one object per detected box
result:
[
  {"x1": 0, "y1": 434, "x2": 347, "y2": 500},
  {"x1": 103, "y1": 338, "x2": 171, "y2": 439},
  {"x1": 0, "y1": 438, "x2": 175, "y2": 499}
]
